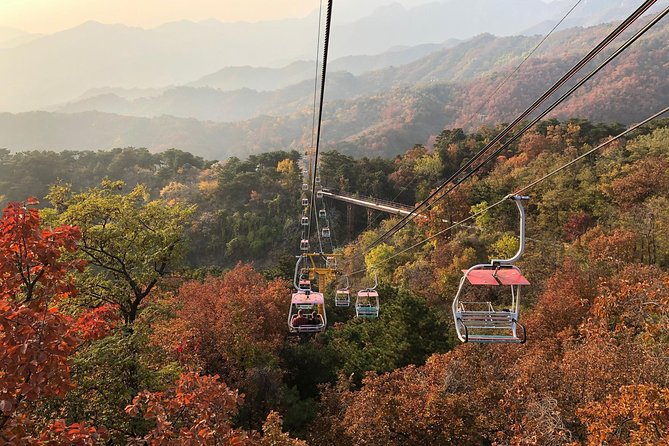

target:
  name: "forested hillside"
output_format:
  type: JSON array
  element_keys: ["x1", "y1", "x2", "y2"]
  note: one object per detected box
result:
[
  {"x1": 2, "y1": 117, "x2": 668, "y2": 443},
  {"x1": 2, "y1": 19, "x2": 668, "y2": 158}
]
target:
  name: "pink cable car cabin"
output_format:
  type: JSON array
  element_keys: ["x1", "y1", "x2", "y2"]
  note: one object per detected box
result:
[{"x1": 288, "y1": 291, "x2": 327, "y2": 334}]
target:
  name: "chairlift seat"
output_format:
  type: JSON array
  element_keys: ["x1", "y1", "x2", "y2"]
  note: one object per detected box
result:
[
  {"x1": 288, "y1": 291, "x2": 327, "y2": 333},
  {"x1": 301, "y1": 217, "x2": 309, "y2": 226},
  {"x1": 302, "y1": 198, "x2": 309, "y2": 207},
  {"x1": 300, "y1": 239, "x2": 309, "y2": 251},
  {"x1": 356, "y1": 289, "x2": 380, "y2": 318},
  {"x1": 335, "y1": 289, "x2": 350, "y2": 307},
  {"x1": 319, "y1": 209, "x2": 327, "y2": 218}
]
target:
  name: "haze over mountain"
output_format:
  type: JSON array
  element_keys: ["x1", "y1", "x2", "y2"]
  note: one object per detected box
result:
[
  {"x1": 0, "y1": 0, "x2": 653, "y2": 112},
  {"x1": 2, "y1": 17, "x2": 666, "y2": 160}
]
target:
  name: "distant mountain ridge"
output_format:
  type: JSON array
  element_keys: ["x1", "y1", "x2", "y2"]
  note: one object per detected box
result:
[
  {"x1": 0, "y1": 0, "x2": 654, "y2": 112},
  {"x1": 1, "y1": 13, "x2": 667, "y2": 159}
]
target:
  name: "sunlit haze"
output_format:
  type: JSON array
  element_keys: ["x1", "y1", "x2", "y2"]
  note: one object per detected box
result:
[{"x1": 0, "y1": 0, "x2": 317, "y2": 33}]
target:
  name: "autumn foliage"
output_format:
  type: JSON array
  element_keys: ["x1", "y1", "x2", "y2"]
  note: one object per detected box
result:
[{"x1": 0, "y1": 200, "x2": 107, "y2": 443}]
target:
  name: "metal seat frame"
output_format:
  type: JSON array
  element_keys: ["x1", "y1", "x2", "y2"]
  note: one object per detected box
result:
[
  {"x1": 289, "y1": 256, "x2": 327, "y2": 333},
  {"x1": 335, "y1": 276, "x2": 350, "y2": 307},
  {"x1": 452, "y1": 195, "x2": 530, "y2": 344},
  {"x1": 356, "y1": 273, "x2": 380, "y2": 319}
]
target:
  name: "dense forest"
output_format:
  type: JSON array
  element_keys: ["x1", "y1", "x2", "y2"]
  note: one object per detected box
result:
[{"x1": 2, "y1": 116, "x2": 669, "y2": 444}]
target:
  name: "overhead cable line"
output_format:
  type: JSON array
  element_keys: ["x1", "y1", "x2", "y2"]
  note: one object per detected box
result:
[
  {"x1": 348, "y1": 105, "x2": 669, "y2": 276},
  {"x1": 357, "y1": 0, "x2": 584, "y2": 235},
  {"x1": 363, "y1": 0, "x2": 659, "y2": 251},
  {"x1": 464, "y1": 0, "x2": 585, "y2": 125},
  {"x1": 307, "y1": 0, "x2": 334, "y2": 245},
  {"x1": 424, "y1": 2, "x2": 669, "y2": 213}
]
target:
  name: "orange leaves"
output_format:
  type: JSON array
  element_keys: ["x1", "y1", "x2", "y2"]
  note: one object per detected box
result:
[
  {"x1": 169, "y1": 264, "x2": 287, "y2": 381},
  {"x1": 125, "y1": 372, "x2": 257, "y2": 445},
  {"x1": 608, "y1": 157, "x2": 669, "y2": 207},
  {"x1": 577, "y1": 385, "x2": 669, "y2": 445}
]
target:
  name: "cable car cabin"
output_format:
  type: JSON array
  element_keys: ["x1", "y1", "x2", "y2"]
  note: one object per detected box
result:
[
  {"x1": 301, "y1": 216, "x2": 309, "y2": 226},
  {"x1": 356, "y1": 289, "x2": 379, "y2": 318},
  {"x1": 288, "y1": 290, "x2": 327, "y2": 333},
  {"x1": 452, "y1": 195, "x2": 530, "y2": 344},
  {"x1": 335, "y1": 289, "x2": 350, "y2": 307},
  {"x1": 316, "y1": 190, "x2": 324, "y2": 199},
  {"x1": 302, "y1": 183, "x2": 309, "y2": 191},
  {"x1": 300, "y1": 239, "x2": 309, "y2": 251},
  {"x1": 322, "y1": 227, "x2": 330, "y2": 238},
  {"x1": 302, "y1": 198, "x2": 309, "y2": 207},
  {"x1": 319, "y1": 209, "x2": 327, "y2": 218}
]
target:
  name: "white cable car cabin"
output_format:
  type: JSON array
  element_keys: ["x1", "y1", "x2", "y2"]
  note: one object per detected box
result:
[
  {"x1": 322, "y1": 227, "x2": 331, "y2": 238},
  {"x1": 356, "y1": 273, "x2": 379, "y2": 318},
  {"x1": 452, "y1": 195, "x2": 530, "y2": 344},
  {"x1": 302, "y1": 198, "x2": 309, "y2": 207},
  {"x1": 301, "y1": 216, "x2": 309, "y2": 226},
  {"x1": 335, "y1": 276, "x2": 350, "y2": 307},
  {"x1": 319, "y1": 209, "x2": 327, "y2": 218},
  {"x1": 300, "y1": 239, "x2": 310, "y2": 251},
  {"x1": 288, "y1": 258, "x2": 327, "y2": 333}
]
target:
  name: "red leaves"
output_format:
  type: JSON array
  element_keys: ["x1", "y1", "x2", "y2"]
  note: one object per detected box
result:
[
  {"x1": 0, "y1": 200, "x2": 83, "y2": 304},
  {"x1": 162, "y1": 264, "x2": 287, "y2": 383},
  {"x1": 35, "y1": 419, "x2": 108, "y2": 445},
  {"x1": 0, "y1": 200, "x2": 86, "y2": 438},
  {"x1": 125, "y1": 372, "x2": 257, "y2": 445},
  {"x1": 70, "y1": 304, "x2": 119, "y2": 341}
]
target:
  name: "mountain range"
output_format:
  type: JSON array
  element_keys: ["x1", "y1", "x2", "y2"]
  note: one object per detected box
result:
[
  {"x1": 0, "y1": 0, "x2": 655, "y2": 112},
  {"x1": 0, "y1": 0, "x2": 666, "y2": 159}
]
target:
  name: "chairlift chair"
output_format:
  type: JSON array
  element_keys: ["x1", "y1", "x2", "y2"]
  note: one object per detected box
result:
[
  {"x1": 335, "y1": 276, "x2": 350, "y2": 307},
  {"x1": 288, "y1": 257, "x2": 327, "y2": 333},
  {"x1": 322, "y1": 227, "x2": 330, "y2": 238},
  {"x1": 325, "y1": 256, "x2": 336, "y2": 269},
  {"x1": 452, "y1": 195, "x2": 530, "y2": 344},
  {"x1": 319, "y1": 209, "x2": 327, "y2": 218},
  {"x1": 302, "y1": 198, "x2": 309, "y2": 207},
  {"x1": 301, "y1": 216, "x2": 309, "y2": 226},
  {"x1": 315, "y1": 177, "x2": 321, "y2": 185},
  {"x1": 302, "y1": 183, "x2": 309, "y2": 191},
  {"x1": 300, "y1": 239, "x2": 309, "y2": 251},
  {"x1": 316, "y1": 190, "x2": 324, "y2": 199},
  {"x1": 356, "y1": 273, "x2": 380, "y2": 318}
]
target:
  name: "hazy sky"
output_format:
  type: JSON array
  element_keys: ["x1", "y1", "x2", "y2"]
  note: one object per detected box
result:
[
  {"x1": 0, "y1": 0, "x2": 318, "y2": 33},
  {"x1": 1, "y1": 0, "x2": 560, "y2": 34}
]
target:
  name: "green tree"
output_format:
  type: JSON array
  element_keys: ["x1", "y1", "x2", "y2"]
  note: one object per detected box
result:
[{"x1": 47, "y1": 180, "x2": 194, "y2": 324}]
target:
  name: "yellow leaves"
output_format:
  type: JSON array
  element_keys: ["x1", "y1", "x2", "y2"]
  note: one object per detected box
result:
[
  {"x1": 276, "y1": 158, "x2": 296, "y2": 175},
  {"x1": 197, "y1": 179, "x2": 218, "y2": 194}
]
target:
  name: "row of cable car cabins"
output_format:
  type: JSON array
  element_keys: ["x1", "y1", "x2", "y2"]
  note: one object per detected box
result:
[
  {"x1": 291, "y1": 195, "x2": 531, "y2": 344},
  {"x1": 288, "y1": 261, "x2": 380, "y2": 334}
]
